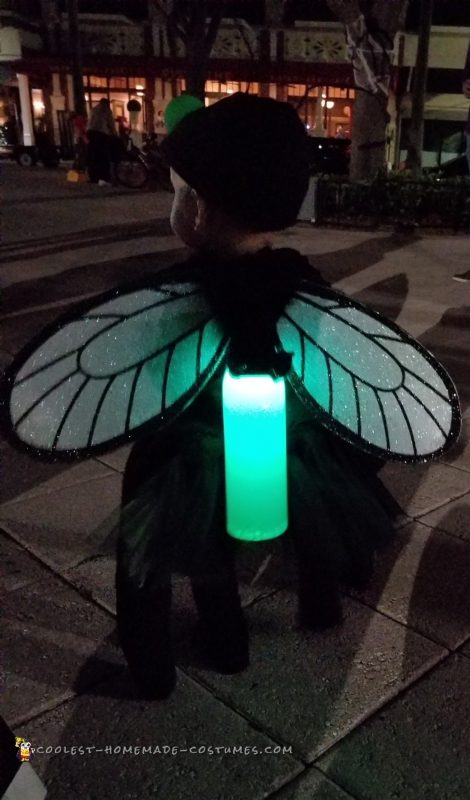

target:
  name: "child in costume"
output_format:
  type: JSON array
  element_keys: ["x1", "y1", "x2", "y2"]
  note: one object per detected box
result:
[
  {"x1": 3, "y1": 93, "x2": 460, "y2": 701},
  {"x1": 114, "y1": 93, "x2": 437, "y2": 699}
]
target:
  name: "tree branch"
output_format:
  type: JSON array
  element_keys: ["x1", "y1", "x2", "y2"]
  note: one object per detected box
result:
[
  {"x1": 151, "y1": 0, "x2": 188, "y2": 46},
  {"x1": 326, "y1": 0, "x2": 361, "y2": 26},
  {"x1": 205, "y1": 8, "x2": 223, "y2": 52},
  {"x1": 152, "y1": 0, "x2": 170, "y2": 22}
]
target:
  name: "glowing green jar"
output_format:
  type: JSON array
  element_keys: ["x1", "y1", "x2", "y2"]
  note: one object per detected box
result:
[{"x1": 222, "y1": 368, "x2": 288, "y2": 541}]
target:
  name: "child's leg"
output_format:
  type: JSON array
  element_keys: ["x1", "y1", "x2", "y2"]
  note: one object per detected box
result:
[
  {"x1": 190, "y1": 557, "x2": 249, "y2": 673},
  {"x1": 115, "y1": 565, "x2": 175, "y2": 699},
  {"x1": 116, "y1": 435, "x2": 180, "y2": 699},
  {"x1": 189, "y1": 479, "x2": 249, "y2": 673},
  {"x1": 288, "y1": 452, "x2": 343, "y2": 631},
  {"x1": 289, "y1": 523, "x2": 343, "y2": 631}
]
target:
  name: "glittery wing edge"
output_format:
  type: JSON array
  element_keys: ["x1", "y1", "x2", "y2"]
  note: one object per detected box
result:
[
  {"x1": 277, "y1": 283, "x2": 461, "y2": 462},
  {"x1": 1, "y1": 281, "x2": 229, "y2": 459}
]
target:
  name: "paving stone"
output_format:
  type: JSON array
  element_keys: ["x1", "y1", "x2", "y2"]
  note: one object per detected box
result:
[
  {"x1": 64, "y1": 556, "x2": 194, "y2": 630},
  {"x1": 0, "y1": 348, "x2": 13, "y2": 369},
  {"x1": 94, "y1": 445, "x2": 132, "y2": 474},
  {"x1": 442, "y1": 417, "x2": 470, "y2": 472},
  {"x1": 273, "y1": 767, "x2": 357, "y2": 799},
  {"x1": 419, "y1": 492, "x2": 470, "y2": 542},
  {"x1": 0, "y1": 531, "x2": 45, "y2": 595},
  {"x1": 379, "y1": 462, "x2": 470, "y2": 517},
  {"x1": 63, "y1": 555, "x2": 117, "y2": 615},
  {"x1": 460, "y1": 638, "x2": 470, "y2": 658},
  {"x1": 0, "y1": 306, "x2": 69, "y2": 357},
  {"x1": 350, "y1": 521, "x2": 470, "y2": 649},
  {"x1": 1, "y1": 572, "x2": 123, "y2": 725},
  {"x1": 19, "y1": 671, "x2": 302, "y2": 800},
  {"x1": 0, "y1": 446, "x2": 114, "y2": 506},
  {"x1": 177, "y1": 590, "x2": 445, "y2": 762},
  {"x1": 0, "y1": 474, "x2": 122, "y2": 569},
  {"x1": 316, "y1": 654, "x2": 470, "y2": 800},
  {"x1": 63, "y1": 550, "x2": 280, "y2": 640}
]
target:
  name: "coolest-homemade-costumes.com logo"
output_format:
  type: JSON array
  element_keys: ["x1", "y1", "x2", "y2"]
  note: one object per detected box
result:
[{"x1": 15, "y1": 736, "x2": 33, "y2": 762}]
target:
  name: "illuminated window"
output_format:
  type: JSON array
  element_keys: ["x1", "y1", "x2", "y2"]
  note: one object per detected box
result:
[
  {"x1": 128, "y1": 78, "x2": 146, "y2": 89},
  {"x1": 109, "y1": 77, "x2": 127, "y2": 89},
  {"x1": 205, "y1": 80, "x2": 221, "y2": 93},
  {"x1": 89, "y1": 75, "x2": 107, "y2": 88},
  {"x1": 31, "y1": 88, "x2": 45, "y2": 119}
]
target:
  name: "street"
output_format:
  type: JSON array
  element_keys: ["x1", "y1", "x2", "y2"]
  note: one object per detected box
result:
[{"x1": 1, "y1": 160, "x2": 470, "y2": 800}]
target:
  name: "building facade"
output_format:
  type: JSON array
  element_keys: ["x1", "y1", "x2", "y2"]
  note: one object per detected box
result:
[{"x1": 1, "y1": 1, "x2": 468, "y2": 168}]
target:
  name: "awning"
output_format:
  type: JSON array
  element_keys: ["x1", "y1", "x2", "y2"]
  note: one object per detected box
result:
[
  {"x1": 11, "y1": 53, "x2": 354, "y2": 87},
  {"x1": 400, "y1": 92, "x2": 469, "y2": 121}
]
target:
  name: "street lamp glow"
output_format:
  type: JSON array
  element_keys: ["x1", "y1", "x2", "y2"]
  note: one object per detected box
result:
[{"x1": 222, "y1": 369, "x2": 288, "y2": 542}]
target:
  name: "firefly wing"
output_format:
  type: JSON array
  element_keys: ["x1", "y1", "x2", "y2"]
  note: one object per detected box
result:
[
  {"x1": 277, "y1": 283, "x2": 461, "y2": 462},
  {"x1": 3, "y1": 281, "x2": 228, "y2": 458}
]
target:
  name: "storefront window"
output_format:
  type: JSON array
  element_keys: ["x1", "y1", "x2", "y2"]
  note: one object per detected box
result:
[
  {"x1": 109, "y1": 77, "x2": 127, "y2": 89},
  {"x1": 83, "y1": 75, "x2": 148, "y2": 133},
  {"x1": 31, "y1": 88, "x2": 45, "y2": 121},
  {"x1": 204, "y1": 80, "x2": 259, "y2": 98},
  {"x1": 89, "y1": 75, "x2": 107, "y2": 88},
  {"x1": 285, "y1": 84, "x2": 354, "y2": 136}
]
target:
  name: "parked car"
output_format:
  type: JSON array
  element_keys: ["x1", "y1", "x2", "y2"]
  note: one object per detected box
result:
[
  {"x1": 0, "y1": 121, "x2": 16, "y2": 158},
  {"x1": 426, "y1": 154, "x2": 469, "y2": 177},
  {"x1": 0, "y1": 121, "x2": 60, "y2": 167}
]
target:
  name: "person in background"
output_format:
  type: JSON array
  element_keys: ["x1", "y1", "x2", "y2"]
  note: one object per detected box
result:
[
  {"x1": 86, "y1": 98, "x2": 117, "y2": 185},
  {"x1": 116, "y1": 115, "x2": 129, "y2": 141},
  {"x1": 453, "y1": 43, "x2": 470, "y2": 282}
]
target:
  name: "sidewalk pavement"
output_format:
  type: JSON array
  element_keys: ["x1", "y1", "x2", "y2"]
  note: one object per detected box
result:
[{"x1": 1, "y1": 162, "x2": 470, "y2": 799}]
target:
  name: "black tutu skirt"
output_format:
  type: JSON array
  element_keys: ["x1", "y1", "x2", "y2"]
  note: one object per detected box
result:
[{"x1": 117, "y1": 375, "x2": 402, "y2": 593}]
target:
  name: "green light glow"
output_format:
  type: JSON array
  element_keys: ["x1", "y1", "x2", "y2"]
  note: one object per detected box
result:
[{"x1": 222, "y1": 369, "x2": 288, "y2": 541}]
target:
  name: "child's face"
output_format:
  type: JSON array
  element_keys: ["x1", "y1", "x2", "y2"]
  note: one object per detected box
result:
[{"x1": 169, "y1": 169, "x2": 201, "y2": 248}]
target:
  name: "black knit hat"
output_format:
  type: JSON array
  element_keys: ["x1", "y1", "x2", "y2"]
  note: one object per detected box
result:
[{"x1": 160, "y1": 92, "x2": 309, "y2": 232}]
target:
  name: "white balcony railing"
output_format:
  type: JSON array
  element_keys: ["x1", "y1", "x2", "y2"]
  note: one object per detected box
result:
[
  {"x1": 61, "y1": 14, "x2": 145, "y2": 57},
  {"x1": 153, "y1": 20, "x2": 348, "y2": 64}
]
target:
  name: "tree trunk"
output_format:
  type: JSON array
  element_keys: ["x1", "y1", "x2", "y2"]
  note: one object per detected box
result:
[
  {"x1": 67, "y1": 0, "x2": 87, "y2": 117},
  {"x1": 152, "y1": 0, "x2": 224, "y2": 100},
  {"x1": 185, "y1": 9, "x2": 211, "y2": 99},
  {"x1": 350, "y1": 89, "x2": 388, "y2": 180},
  {"x1": 405, "y1": 0, "x2": 434, "y2": 177},
  {"x1": 326, "y1": 0, "x2": 409, "y2": 180},
  {"x1": 40, "y1": 0, "x2": 60, "y2": 55},
  {"x1": 185, "y1": 52, "x2": 209, "y2": 99},
  {"x1": 265, "y1": 0, "x2": 285, "y2": 26}
]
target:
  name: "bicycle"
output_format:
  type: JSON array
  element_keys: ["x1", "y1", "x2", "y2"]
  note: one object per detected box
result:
[{"x1": 114, "y1": 134, "x2": 171, "y2": 190}]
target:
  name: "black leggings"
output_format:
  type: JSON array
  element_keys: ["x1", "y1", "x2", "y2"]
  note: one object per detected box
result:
[
  {"x1": 116, "y1": 428, "x2": 248, "y2": 698},
  {"x1": 87, "y1": 130, "x2": 113, "y2": 182}
]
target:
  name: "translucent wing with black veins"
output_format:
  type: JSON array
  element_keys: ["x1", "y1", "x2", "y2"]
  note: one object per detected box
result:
[
  {"x1": 6, "y1": 282, "x2": 228, "y2": 457},
  {"x1": 277, "y1": 283, "x2": 461, "y2": 462}
]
